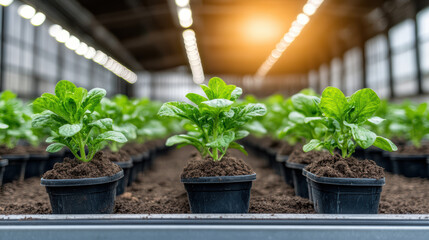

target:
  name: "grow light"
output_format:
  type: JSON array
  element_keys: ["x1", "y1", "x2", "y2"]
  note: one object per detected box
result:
[
  {"x1": 0, "y1": 0, "x2": 12, "y2": 7},
  {"x1": 17, "y1": 4, "x2": 35, "y2": 19},
  {"x1": 30, "y1": 12, "x2": 46, "y2": 26},
  {"x1": 255, "y1": 0, "x2": 325, "y2": 78},
  {"x1": 176, "y1": 1, "x2": 205, "y2": 84},
  {"x1": 46, "y1": 25, "x2": 137, "y2": 84}
]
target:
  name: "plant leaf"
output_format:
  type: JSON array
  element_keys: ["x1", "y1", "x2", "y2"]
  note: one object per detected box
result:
[
  {"x1": 303, "y1": 139, "x2": 322, "y2": 152},
  {"x1": 348, "y1": 88, "x2": 380, "y2": 123},
  {"x1": 46, "y1": 143, "x2": 66, "y2": 153},
  {"x1": 59, "y1": 123, "x2": 82, "y2": 137},
  {"x1": 344, "y1": 122, "x2": 376, "y2": 149},
  {"x1": 320, "y1": 87, "x2": 348, "y2": 121},
  {"x1": 186, "y1": 93, "x2": 207, "y2": 105},
  {"x1": 89, "y1": 118, "x2": 113, "y2": 130},
  {"x1": 367, "y1": 116, "x2": 385, "y2": 125},
  {"x1": 373, "y1": 136, "x2": 398, "y2": 152},
  {"x1": 96, "y1": 131, "x2": 127, "y2": 143},
  {"x1": 55, "y1": 80, "x2": 76, "y2": 99}
]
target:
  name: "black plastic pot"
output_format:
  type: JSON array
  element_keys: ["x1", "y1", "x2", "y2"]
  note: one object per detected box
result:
[
  {"x1": 41, "y1": 170, "x2": 124, "y2": 214},
  {"x1": 0, "y1": 159, "x2": 8, "y2": 186},
  {"x1": 113, "y1": 159, "x2": 133, "y2": 195},
  {"x1": 128, "y1": 154, "x2": 143, "y2": 186},
  {"x1": 276, "y1": 154, "x2": 294, "y2": 187},
  {"x1": 286, "y1": 161, "x2": 309, "y2": 198},
  {"x1": 303, "y1": 169, "x2": 385, "y2": 214},
  {"x1": 44, "y1": 151, "x2": 64, "y2": 172},
  {"x1": 25, "y1": 153, "x2": 49, "y2": 178},
  {"x1": 142, "y1": 151, "x2": 150, "y2": 172},
  {"x1": 181, "y1": 174, "x2": 256, "y2": 213},
  {"x1": 267, "y1": 148, "x2": 281, "y2": 175},
  {"x1": 2, "y1": 154, "x2": 29, "y2": 183},
  {"x1": 389, "y1": 153, "x2": 428, "y2": 178}
]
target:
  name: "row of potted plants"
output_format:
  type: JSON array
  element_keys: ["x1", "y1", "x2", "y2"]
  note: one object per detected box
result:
[
  {"x1": 243, "y1": 87, "x2": 429, "y2": 214},
  {"x1": 0, "y1": 80, "x2": 180, "y2": 214}
]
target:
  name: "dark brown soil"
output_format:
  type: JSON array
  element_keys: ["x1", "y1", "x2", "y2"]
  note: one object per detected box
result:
[
  {"x1": 102, "y1": 149, "x2": 131, "y2": 162},
  {"x1": 181, "y1": 155, "x2": 254, "y2": 178},
  {"x1": 396, "y1": 143, "x2": 429, "y2": 155},
  {"x1": 42, "y1": 152, "x2": 121, "y2": 179},
  {"x1": 24, "y1": 145, "x2": 47, "y2": 155},
  {"x1": 0, "y1": 145, "x2": 27, "y2": 155},
  {"x1": 278, "y1": 142, "x2": 295, "y2": 156},
  {"x1": 3, "y1": 145, "x2": 429, "y2": 214},
  {"x1": 288, "y1": 147, "x2": 330, "y2": 165},
  {"x1": 121, "y1": 142, "x2": 151, "y2": 156},
  {"x1": 305, "y1": 154, "x2": 384, "y2": 179}
]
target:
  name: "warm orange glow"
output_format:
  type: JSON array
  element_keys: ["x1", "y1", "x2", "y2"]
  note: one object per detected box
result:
[{"x1": 242, "y1": 16, "x2": 281, "y2": 44}]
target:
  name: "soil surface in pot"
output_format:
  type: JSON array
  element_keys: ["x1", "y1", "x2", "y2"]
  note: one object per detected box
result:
[
  {"x1": 305, "y1": 153, "x2": 384, "y2": 179},
  {"x1": 0, "y1": 145, "x2": 27, "y2": 155},
  {"x1": 396, "y1": 143, "x2": 429, "y2": 155},
  {"x1": 181, "y1": 155, "x2": 254, "y2": 178},
  {"x1": 3, "y1": 146, "x2": 429, "y2": 214},
  {"x1": 102, "y1": 149, "x2": 131, "y2": 162},
  {"x1": 42, "y1": 151, "x2": 121, "y2": 179},
  {"x1": 24, "y1": 145, "x2": 47, "y2": 155},
  {"x1": 278, "y1": 143, "x2": 294, "y2": 156},
  {"x1": 288, "y1": 147, "x2": 330, "y2": 165}
]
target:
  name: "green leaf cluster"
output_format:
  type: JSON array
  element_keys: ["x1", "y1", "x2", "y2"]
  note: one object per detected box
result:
[
  {"x1": 0, "y1": 90, "x2": 36, "y2": 148},
  {"x1": 302, "y1": 87, "x2": 397, "y2": 158},
  {"x1": 158, "y1": 77, "x2": 267, "y2": 161},
  {"x1": 32, "y1": 80, "x2": 127, "y2": 162}
]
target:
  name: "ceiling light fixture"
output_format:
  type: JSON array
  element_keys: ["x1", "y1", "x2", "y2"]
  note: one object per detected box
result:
[
  {"x1": 176, "y1": 1, "x2": 205, "y2": 84},
  {"x1": 255, "y1": 0, "x2": 324, "y2": 78},
  {"x1": 17, "y1": 4, "x2": 35, "y2": 19},
  {"x1": 30, "y1": 12, "x2": 46, "y2": 26}
]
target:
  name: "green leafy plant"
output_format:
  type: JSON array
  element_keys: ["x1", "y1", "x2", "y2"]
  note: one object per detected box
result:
[
  {"x1": 31, "y1": 80, "x2": 127, "y2": 162},
  {"x1": 386, "y1": 102, "x2": 429, "y2": 148},
  {"x1": 278, "y1": 90, "x2": 326, "y2": 142},
  {"x1": 158, "y1": 77, "x2": 267, "y2": 161},
  {"x1": 303, "y1": 87, "x2": 397, "y2": 158},
  {"x1": 0, "y1": 90, "x2": 36, "y2": 148}
]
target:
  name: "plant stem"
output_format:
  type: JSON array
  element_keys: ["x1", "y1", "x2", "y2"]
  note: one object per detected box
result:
[{"x1": 78, "y1": 133, "x2": 87, "y2": 162}]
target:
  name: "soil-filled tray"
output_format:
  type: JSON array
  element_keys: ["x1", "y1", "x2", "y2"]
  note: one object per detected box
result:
[{"x1": 1, "y1": 147, "x2": 429, "y2": 214}]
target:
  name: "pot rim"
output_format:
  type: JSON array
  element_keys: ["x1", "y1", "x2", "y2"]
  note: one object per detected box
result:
[
  {"x1": 41, "y1": 170, "x2": 124, "y2": 187},
  {"x1": 275, "y1": 154, "x2": 289, "y2": 162},
  {"x1": 0, "y1": 159, "x2": 8, "y2": 167},
  {"x1": 303, "y1": 169, "x2": 385, "y2": 186},
  {"x1": 285, "y1": 161, "x2": 307, "y2": 169},
  {"x1": 0, "y1": 154, "x2": 30, "y2": 160},
  {"x1": 131, "y1": 154, "x2": 144, "y2": 162},
  {"x1": 181, "y1": 173, "x2": 256, "y2": 184},
  {"x1": 113, "y1": 158, "x2": 133, "y2": 168},
  {"x1": 388, "y1": 152, "x2": 429, "y2": 159}
]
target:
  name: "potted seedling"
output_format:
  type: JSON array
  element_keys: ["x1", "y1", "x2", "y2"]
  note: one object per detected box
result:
[
  {"x1": 278, "y1": 90, "x2": 327, "y2": 198},
  {"x1": 32, "y1": 80, "x2": 127, "y2": 214},
  {"x1": 385, "y1": 102, "x2": 429, "y2": 178},
  {"x1": 302, "y1": 87, "x2": 397, "y2": 214},
  {"x1": 95, "y1": 97, "x2": 135, "y2": 194},
  {"x1": 158, "y1": 77, "x2": 266, "y2": 213},
  {"x1": 0, "y1": 90, "x2": 32, "y2": 183}
]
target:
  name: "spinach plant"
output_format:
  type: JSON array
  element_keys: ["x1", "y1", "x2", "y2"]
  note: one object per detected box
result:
[
  {"x1": 32, "y1": 80, "x2": 127, "y2": 162},
  {"x1": 0, "y1": 90, "x2": 36, "y2": 148},
  {"x1": 278, "y1": 90, "x2": 326, "y2": 142},
  {"x1": 303, "y1": 87, "x2": 397, "y2": 158},
  {"x1": 388, "y1": 102, "x2": 429, "y2": 148},
  {"x1": 158, "y1": 77, "x2": 267, "y2": 161}
]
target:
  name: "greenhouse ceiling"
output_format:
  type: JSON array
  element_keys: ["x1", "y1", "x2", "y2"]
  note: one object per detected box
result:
[{"x1": 23, "y1": 0, "x2": 426, "y2": 75}]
